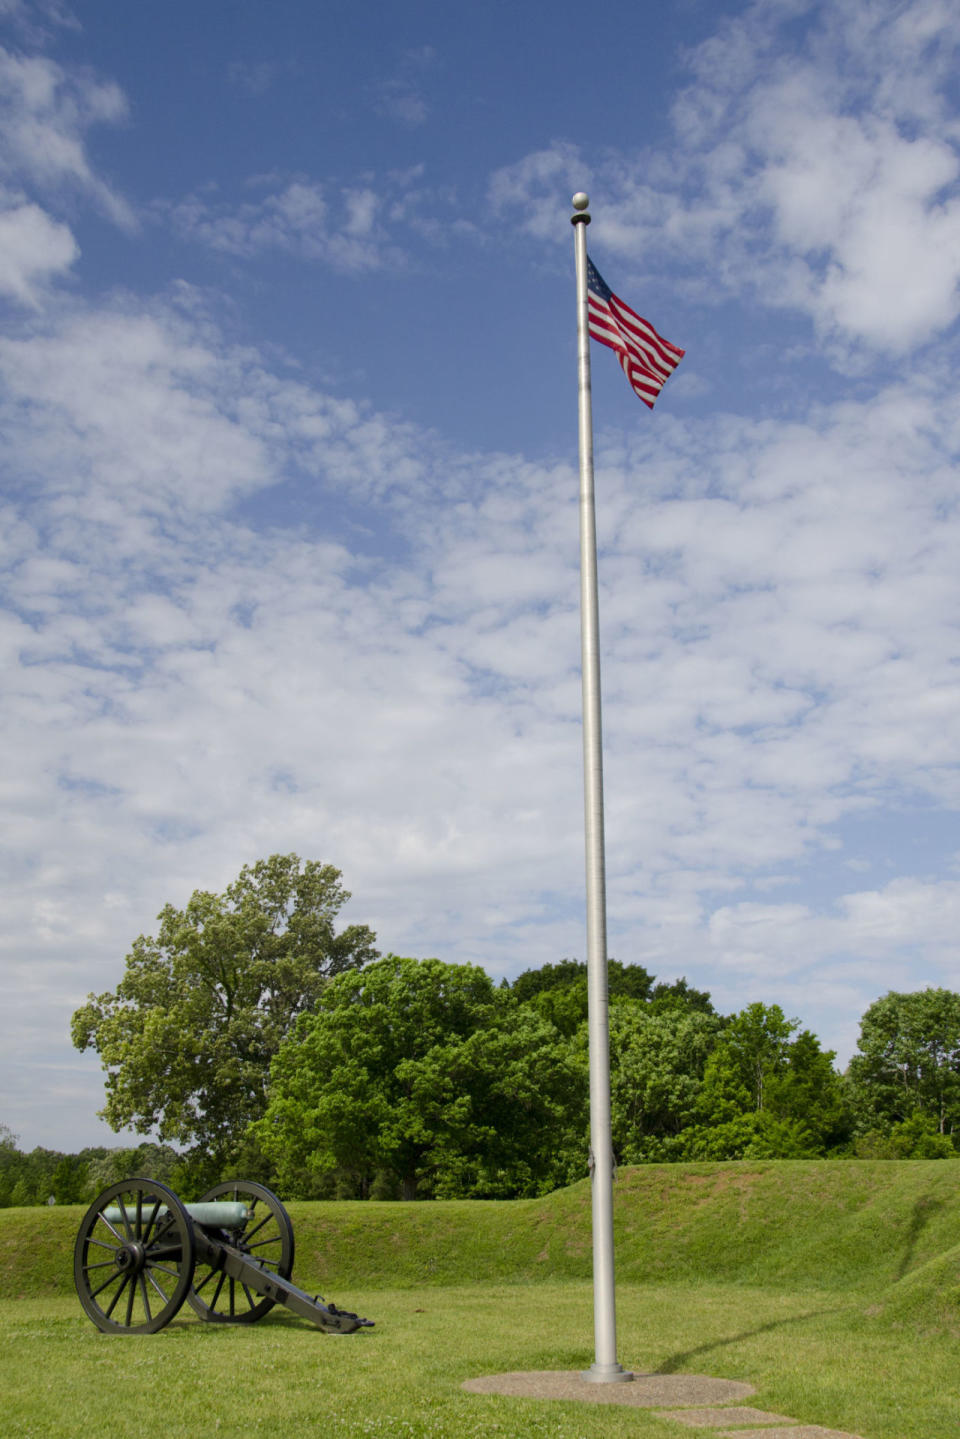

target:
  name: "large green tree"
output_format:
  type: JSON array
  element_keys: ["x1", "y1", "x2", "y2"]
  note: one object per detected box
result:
[
  {"x1": 679, "y1": 1002, "x2": 849, "y2": 1158},
  {"x1": 254, "y1": 955, "x2": 585, "y2": 1199},
  {"x1": 605, "y1": 1002, "x2": 720, "y2": 1162},
  {"x1": 846, "y1": 988, "x2": 960, "y2": 1143},
  {"x1": 71, "y1": 854, "x2": 378, "y2": 1175},
  {"x1": 509, "y1": 959, "x2": 713, "y2": 1037}
]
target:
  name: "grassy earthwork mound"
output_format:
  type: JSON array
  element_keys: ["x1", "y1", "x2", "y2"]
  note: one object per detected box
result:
[{"x1": 2, "y1": 1159, "x2": 959, "y2": 1321}]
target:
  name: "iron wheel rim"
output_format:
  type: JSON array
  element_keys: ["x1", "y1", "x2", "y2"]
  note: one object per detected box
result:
[
  {"x1": 186, "y1": 1179, "x2": 294, "y2": 1323},
  {"x1": 73, "y1": 1177, "x2": 196, "y2": 1334}
]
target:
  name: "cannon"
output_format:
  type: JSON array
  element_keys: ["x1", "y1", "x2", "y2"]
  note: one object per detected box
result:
[{"x1": 74, "y1": 1177, "x2": 374, "y2": 1336}]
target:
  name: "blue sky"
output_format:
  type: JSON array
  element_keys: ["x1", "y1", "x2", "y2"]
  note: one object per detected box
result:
[{"x1": 3, "y1": 0, "x2": 960, "y2": 1152}]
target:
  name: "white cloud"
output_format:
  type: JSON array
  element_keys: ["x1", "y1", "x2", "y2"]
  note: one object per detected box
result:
[
  {"x1": 486, "y1": 142, "x2": 586, "y2": 241},
  {"x1": 728, "y1": 59, "x2": 960, "y2": 349},
  {"x1": 164, "y1": 164, "x2": 475, "y2": 271},
  {"x1": 490, "y1": 0, "x2": 960, "y2": 357},
  {"x1": 371, "y1": 45, "x2": 438, "y2": 128},
  {"x1": 0, "y1": 1, "x2": 79, "y2": 44},
  {"x1": 0, "y1": 198, "x2": 77, "y2": 302},
  {"x1": 0, "y1": 44, "x2": 134, "y2": 229},
  {"x1": 0, "y1": 41, "x2": 134, "y2": 309},
  {"x1": 707, "y1": 877, "x2": 960, "y2": 968},
  {"x1": 0, "y1": 298, "x2": 274, "y2": 514},
  {"x1": 165, "y1": 176, "x2": 408, "y2": 272}
]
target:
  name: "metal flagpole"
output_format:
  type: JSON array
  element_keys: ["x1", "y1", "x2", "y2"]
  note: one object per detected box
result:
[{"x1": 571, "y1": 191, "x2": 632, "y2": 1384}]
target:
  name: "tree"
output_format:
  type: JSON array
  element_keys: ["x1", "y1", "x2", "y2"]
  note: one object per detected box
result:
[
  {"x1": 0, "y1": 1146, "x2": 66, "y2": 1207},
  {"x1": 681, "y1": 1002, "x2": 849, "y2": 1158},
  {"x1": 51, "y1": 1154, "x2": 89, "y2": 1204},
  {"x1": 254, "y1": 955, "x2": 585, "y2": 1199},
  {"x1": 679, "y1": 1111, "x2": 819, "y2": 1161},
  {"x1": 510, "y1": 958, "x2": 592, "y2": 1003},
  {"x1": 648, "y1": 977, "x2": 715, "y2": 1016},
  {"x1": 604, "y1": 1003, "x2": 720, "y2": 1162},
  {"x1": 0, "y1": 1127, "x2": 19, "y2": 1207},
  {"x1": 701, "y1": 1002, "x2": 798, "y2": 1116},
  {"x1": 9, "y1": 1177, "x2": 33, "y2": 1208},
  {"x1": 852, "y1": 1112, "x2": 957, "y2": 1160},
  {"x1": 509, "y1": 958, "x2": 710, "y2": 1038},
  {"x1": 768, "y1": 1028, "x2": 851, "y2": 1151},
  {"x1": 71, "y1": 855, "x2": 378, "y2": 1178},
  {"x1": 846, "y1": 988, "x2": 960, "y2": 1142},
  {"x1": 81, "y1": 1142, "x2": 183, "y2": 1200}
]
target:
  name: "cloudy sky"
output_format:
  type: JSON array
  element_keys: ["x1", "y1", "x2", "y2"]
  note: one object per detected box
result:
[{"x1": 3, "y1": 0, "x2": 960, "y2": 1152}]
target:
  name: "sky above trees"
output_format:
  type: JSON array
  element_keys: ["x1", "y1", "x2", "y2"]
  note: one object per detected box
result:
[{"x1": 3, "y1": 0, "x2": 960, "y2": 1150}]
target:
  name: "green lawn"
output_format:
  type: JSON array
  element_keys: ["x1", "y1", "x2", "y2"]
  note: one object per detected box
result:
[
  {"x1": 2, "y1": 1161, "x2": 958, "y2": 1437},
  {"x1": 2, "y1": 1282, "x2": 956, "y2": 1438}
]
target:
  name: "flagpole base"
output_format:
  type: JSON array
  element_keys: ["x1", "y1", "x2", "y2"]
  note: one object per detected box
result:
[{"x1": 580, "y1": 1363, "x2": 634, "y2": 1384}]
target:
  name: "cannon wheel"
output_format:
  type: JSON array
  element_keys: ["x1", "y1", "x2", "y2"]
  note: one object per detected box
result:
[
  {"x1": 187, "y1": 1180, "x2": 295, "y2": 1324},
  {"x1": 74, "y1": 1178, "x2": 196, "y2": 1334}
]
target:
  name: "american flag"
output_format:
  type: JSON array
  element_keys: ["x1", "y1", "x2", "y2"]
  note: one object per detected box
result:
[{"x1": 587, "y1": 257, "x2": 684, "y2": 409}]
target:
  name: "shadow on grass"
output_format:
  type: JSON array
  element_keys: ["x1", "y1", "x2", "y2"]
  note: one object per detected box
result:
[
  {"x1": 655, "y1": 1306, "x2": 841, "y2": 1373},
  {"x1": 896, "y1": 1194, "x2": 945, "y2": 1281}
]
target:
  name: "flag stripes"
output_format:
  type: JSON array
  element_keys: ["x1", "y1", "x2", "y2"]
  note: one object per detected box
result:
[{"x1": 586, "y1": 257, "x2": 684, "y2": 408}]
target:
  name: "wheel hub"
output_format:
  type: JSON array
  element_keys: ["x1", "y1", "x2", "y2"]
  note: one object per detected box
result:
[{"x1": 115, "y1": 1242, "x2": 146, "y2": 1275}]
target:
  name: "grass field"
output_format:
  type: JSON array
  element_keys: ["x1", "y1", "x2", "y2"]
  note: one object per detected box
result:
[{"x1": 2, "y1": 1161, "x2": 958, "y2": 1437}]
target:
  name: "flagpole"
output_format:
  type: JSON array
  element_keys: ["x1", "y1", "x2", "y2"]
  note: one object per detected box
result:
[{"x1": 571, "y1": 191, "x2": 632, "y2": 1384}]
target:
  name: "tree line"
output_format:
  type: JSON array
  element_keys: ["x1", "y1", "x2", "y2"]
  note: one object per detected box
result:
[
  {"x1": 0, "y1": 1128, "x2": 182, "y2": 1209},
  {"x1": 7, "y1": 852, "x2": 946, "y2": 1207}
]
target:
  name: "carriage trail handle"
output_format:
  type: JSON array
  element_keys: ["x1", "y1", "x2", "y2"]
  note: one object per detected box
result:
[{"x1": 193, "y1": 1225, "x2": 371, "y2": 1332}]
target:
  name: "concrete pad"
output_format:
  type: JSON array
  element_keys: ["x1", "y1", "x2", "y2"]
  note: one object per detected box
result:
[
  {"x1": 717, "y1": 1429, "x2": 863, "y2": 1439},
  {"x1": 655, "y1": 1407, "x2": 800, "y2": 1427},
  {"x1": 462, "y1": 1370, "x2": 756, "y2": 1407}
]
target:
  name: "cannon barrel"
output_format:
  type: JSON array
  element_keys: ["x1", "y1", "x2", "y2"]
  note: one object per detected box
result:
[{"x1": 103, "y1": 1201, "x2": 249, "y2": 1228}]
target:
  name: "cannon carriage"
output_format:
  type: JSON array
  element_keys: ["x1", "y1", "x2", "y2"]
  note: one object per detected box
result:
[{"x1": 74, "y1": 1177, "x2": 373, "y2": 1336}]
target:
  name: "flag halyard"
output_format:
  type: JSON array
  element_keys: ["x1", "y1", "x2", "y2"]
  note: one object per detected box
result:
[{"x1": 586, "y1": 257, "x2": 684, "y2": 408}]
